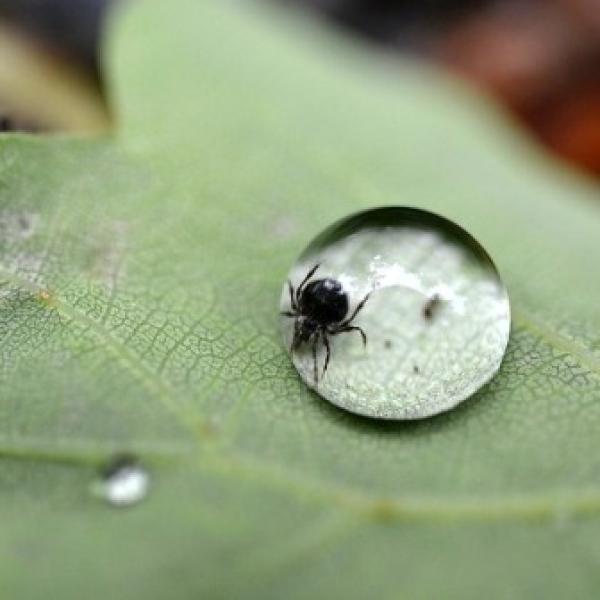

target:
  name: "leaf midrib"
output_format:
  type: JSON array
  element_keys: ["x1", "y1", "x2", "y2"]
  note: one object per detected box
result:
[{"x1": 0, "y1": 437, "x2": 599, "y2": 524}]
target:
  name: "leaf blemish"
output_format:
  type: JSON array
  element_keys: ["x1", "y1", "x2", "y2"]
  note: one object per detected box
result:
[
  {"x1": 37, "y1": 288, "x2": 55, "y2": 306},
  {"x1": 0, "y1": 210, "x2": 46, "y2": 288},
  {"x1": 0, "y1": 210, "x2": 40, "y2": 243},
  {"x1": 86, "y1": 220, "x2": 129, "y2": 291}
]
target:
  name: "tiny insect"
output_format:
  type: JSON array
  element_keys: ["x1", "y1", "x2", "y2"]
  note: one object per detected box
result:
[
  {"x1": 282, "y1": 264, "x2": 370, "y2": 385},
  {"x1": 422, "y1": 293, "x2": 442, "y2": 320}
]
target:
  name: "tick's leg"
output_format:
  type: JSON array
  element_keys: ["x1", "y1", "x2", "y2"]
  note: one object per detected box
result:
[
  {"x1": 296, "y1": 263, "x2": 320, "y2": 304},
  {"x1": 312, "y1": 331, "x2": 320, "y2": 385},
  {"x1": 331, "y1": 325, "x2": 367, "y2": 347},
  {"x1": 287, "y1": 280, "x2": 298, "y2": 310},
  {"x1": 322, "y1": 332, "x2": 331, "y2": 379},
  {"x1": 340, "y1": 293, "x2": 370, "y2": 327},
  {"x1": 280, "y1": 311, "x2": 296, "y2": 318}
]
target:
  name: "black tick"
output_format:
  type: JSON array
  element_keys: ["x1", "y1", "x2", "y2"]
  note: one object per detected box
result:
[{"x1": 282, "y1": 264, "x2": 370, "y2": 385}]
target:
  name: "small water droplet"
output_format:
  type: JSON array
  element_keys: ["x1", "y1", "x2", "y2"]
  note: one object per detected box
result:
[
  {"x1": 93, "y1": 455, "x2": 150, "y2": 507},
  {"x1": 280, "y1": 207, "x2": 510, "y2": 419}
]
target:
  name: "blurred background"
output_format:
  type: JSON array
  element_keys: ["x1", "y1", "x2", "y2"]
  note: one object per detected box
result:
[{"x1": 0, "y1": 0, "x2": 598, "y2": 177}]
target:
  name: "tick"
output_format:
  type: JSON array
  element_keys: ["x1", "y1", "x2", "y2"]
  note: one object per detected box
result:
[{"x1": 282, "y1": 264, "x2": 370, "y2": 385}]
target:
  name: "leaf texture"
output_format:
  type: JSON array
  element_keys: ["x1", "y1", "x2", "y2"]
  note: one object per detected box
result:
[{"x1": 0, "y1": 1, "x2": 599, "y2": 597}]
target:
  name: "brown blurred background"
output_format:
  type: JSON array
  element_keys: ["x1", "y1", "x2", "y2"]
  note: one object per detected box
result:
[{"x1": 0, "y1": 0, "x2": 598, "y2": 177}]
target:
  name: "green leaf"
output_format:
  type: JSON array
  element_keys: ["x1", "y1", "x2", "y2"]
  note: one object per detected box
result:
[{"x1": 1, "y1": 1, "x2": 599, "y2": 597}]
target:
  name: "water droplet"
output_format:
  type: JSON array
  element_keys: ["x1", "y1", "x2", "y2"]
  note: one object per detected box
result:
[
  {"x1": 280, "y1": 207, "x2": 510, "y2": 419},
  {"x1": 93, "y1": 455, "x2": 150, "y2": 507}
]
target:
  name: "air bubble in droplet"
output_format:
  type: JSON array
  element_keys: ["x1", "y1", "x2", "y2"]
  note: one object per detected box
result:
[
  {"x1": 280, "y1": 207, "x2": 510, "y2": 419},
  {"x1": 93, "y1": 455, "x2": 150, "y2": 507}
]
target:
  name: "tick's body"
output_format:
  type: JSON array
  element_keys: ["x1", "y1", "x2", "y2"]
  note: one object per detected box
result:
[{"x1": 282, "y1": 264, "x2": 369, "y2": 384}]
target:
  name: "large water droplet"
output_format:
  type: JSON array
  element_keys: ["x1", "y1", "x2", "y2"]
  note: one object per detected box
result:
[
  {"x1": 93, "y1": 455, "x2": 150, "y2": 507},
  {"x1": 280, "y1": 207, "x2": 510, "y2": 419}
]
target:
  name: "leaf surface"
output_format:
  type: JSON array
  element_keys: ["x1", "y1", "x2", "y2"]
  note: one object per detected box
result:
[{"x1": 1, "y1": 1, "x2": 600, "y2": 597}]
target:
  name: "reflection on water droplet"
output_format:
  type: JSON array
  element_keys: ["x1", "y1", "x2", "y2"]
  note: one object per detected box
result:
[
  {"x1": 280, "y1": 207, "x2": 511, "y2": 419},
  {"x1": 93, "y1": 455, "x2": 150, "y2": 507}
]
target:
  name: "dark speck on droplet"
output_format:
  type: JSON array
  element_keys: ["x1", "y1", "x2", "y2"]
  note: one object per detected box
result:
[
  {"x1": 423, "y1": 293, "x2": 442, "y2": 320},
  {"x1": 384, "y1": 339, "x2": 392, "y2": 349},
  {"x1": 413, "y1": 365, "x2": 420, "y2": 374}
]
